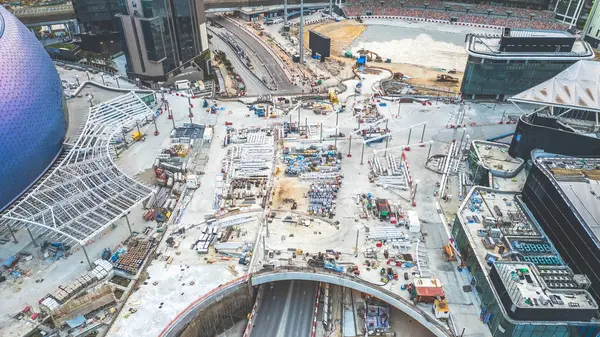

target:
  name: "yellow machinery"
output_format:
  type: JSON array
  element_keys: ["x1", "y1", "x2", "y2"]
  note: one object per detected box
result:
[
  {"x1": 132, "y1": 131, "x2": 145, "y2": 142},
  {"x1": 443, "y1": 244, "x2": 456, "y2": 261},
  {"x1": 433, "y1": 299, "x2": 450, "y2": 320},
  {"x1": 329, "y1": 89, "x2": 339, "y2": 104}
]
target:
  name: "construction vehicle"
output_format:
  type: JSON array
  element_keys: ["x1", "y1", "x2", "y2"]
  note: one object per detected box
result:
[
  {"x1": 443, "y1": 241, "x2": 466, "y2": 268},
  {"x1": 329, "y1": 89, "x2": 339, "y2": 104},
  {"x1": 375, "y1": 199, "x2": 391, "y2": 219},
  {"x1": 347, "y1": 265, "x2": 360, "y2": 275},
  {"x1": 442, "y1": 243, "x2": 457, "y2": 261},
  {"x1": 132, "y1": 131, "x2": 146, "y2": 142},
  {"x1": 324, "y1": 261, "x2": 344, "y2": 273},
  {"x1": 433, "y1": 299, "x2": 450, "y2": 320},
  {"x1": 358, "y1": 49, "x2": 382, "y2": 62},
  {"x1": 436, "y1": 74, "x2": 459, "y2": 83}
]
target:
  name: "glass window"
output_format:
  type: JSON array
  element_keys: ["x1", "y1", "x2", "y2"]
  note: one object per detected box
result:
[
  {"x1": 141, "y1": 0, "x2": 153, "y2": 17},
  {"x1": 513, "y1": 324, "x2": 524, "y2": 337}
]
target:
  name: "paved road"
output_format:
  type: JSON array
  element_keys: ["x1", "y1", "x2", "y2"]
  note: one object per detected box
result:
[
  {"x1": 209, "y1": 30, "x2": 270, "y2": 96},
  {"x1": 211, "y1": 15, "x2": 301, "y2": 94},
  {"x1": 250, "y1": 281, "x2": 318, "y2": 337}
]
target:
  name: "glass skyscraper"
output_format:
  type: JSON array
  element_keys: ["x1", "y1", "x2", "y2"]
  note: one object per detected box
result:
[{"x1": 116, "y1": 0, "x2": 209, "y2": 83}]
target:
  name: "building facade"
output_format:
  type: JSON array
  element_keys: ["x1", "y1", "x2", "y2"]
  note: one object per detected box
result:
[
  {"x1": 116, "y1": 0, "x2": 209, "y2": 83},
  {"x1": 451, "y1": 187, "x2": 600, "y2": 337},
  {"x1": 521, "y1": 152, "x2": 600, "y2": 303},
  {"x1": 72, "y1": 0, "x2": 122, "y2": 53},
  {"x1": 0, "y1": 7, "x2": 68, "y2": 211},
  {"x1": 461, "y1": 29, "x2": 593, "y2": 100},
  {"x1": 583, "y1": 0, "x2": 600, "y2": 47}
]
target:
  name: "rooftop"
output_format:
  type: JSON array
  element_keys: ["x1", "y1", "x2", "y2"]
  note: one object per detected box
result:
[
  {"x1": 494, "y1": 261, "x2": 597, "y2": 311},
  {"x1": 533, "y1": 153, "x2": 600, "y2": 246},
  {"x1": 472, "y1": 141, "x2": 525, "y2": 175},
  {"x1": 467, "y1": 32, "x2": 593, "y2": 60},
  {"x1": 457, "y1": 187, "x2": 598, "y2": 319},
  {"x1": 510, "y1": 60, "x2": 600, "y2": 112}
]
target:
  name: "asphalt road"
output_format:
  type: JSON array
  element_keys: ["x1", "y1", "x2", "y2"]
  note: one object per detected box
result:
[
  {"x1": 211, "y1": 16, "x2": 301, "y2": 94},
  {"x1": 250, "y1": 281, "x2": 318, "y2": 337},
  {"x1": 209, "y1": 30, "x2": 270, "y2": 96}
]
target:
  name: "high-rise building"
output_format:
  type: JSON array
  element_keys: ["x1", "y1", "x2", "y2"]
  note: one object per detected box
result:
[
  {"x1": 72, "y1": 0, "x2": 123, "y2": 53},
  {"x1": 116, "y1": 0, "x2": 209, "y2": 83}
]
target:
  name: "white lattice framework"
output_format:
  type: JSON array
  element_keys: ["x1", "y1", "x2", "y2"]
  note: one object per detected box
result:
[{"x1": 0, "y1": 92, "x2": 155, "y2": 246}]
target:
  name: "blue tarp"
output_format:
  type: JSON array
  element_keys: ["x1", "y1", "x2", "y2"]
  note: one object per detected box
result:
[
  {"x1": 66, "y1": 315, "x2": 86, "y2": 328},
  {"x1": 2, "y1": 255, "x2": 17, "y2": 268},
  {"x1": 357, "y1": 56, "x2": 367, "y2": 65}
]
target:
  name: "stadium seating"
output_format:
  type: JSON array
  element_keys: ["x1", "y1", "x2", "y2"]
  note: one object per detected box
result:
[{"x1": 343, "y1": 0, "x2": 566, "y2": 30}]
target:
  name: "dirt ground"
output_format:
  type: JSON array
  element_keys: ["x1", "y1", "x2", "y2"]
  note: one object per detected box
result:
[
  {"x1": 302, "y1": 20, "x2": 463, "y2": 94},
  {"x1": 271, "y1": 172, "x2": 310, "y2": 211},
  {"x1": 302, "y1": 20, "x2": 366, "y2": 56},
  {"x1": 382, "y1": 63, "x2": 463, "y2": 94}
]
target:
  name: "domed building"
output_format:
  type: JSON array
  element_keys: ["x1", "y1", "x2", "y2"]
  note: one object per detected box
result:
[{"x1": 0, "y1": 7, "x2": 68, "y2": 211}]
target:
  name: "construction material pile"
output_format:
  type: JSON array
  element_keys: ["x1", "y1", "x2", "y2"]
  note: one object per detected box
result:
[
  {"x1": 308, "y1": 179, "x2": 341, "y2": 217},
  {"x1": 114, "y1": 239, "x2": 153, "y2": 275},
  {"x1": 42, "y1": 259, "x2": 113, "y2": 310},
  {"x1": 282, "y1": 145, "x2": 341, "y2": 177},
  {"x1": 369, "y1": 153, "x2": 409, "y2": 194}
]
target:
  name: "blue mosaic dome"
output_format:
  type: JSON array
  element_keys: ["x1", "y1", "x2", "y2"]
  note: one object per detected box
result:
[{"x1": 0, "y1": 7, "x2": 68, "y2": 211}]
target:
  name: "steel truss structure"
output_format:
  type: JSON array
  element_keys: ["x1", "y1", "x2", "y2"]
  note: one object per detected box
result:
[{"x1": 0, "y1": 92, "x2": 155, "y2": 247}]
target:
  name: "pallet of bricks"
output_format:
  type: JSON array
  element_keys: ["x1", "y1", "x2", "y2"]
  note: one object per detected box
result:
[
  {"x1": 41, "y1": 259, "x2": 113, "y2": 313},
  {"x1": 114, "y1": 239, "x2": 153, "y2": 275}
]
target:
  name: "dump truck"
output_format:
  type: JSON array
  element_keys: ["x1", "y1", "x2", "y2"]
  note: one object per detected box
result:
[
  {"x1": 433, "y1": 299, "x2": 450, "y2": 320},
  {"x1": 375, "y1": 199, "x2": 390, "y2": 219},
  {"x1": 436, "y1": 74, "x2": 459, "y2": 83}
]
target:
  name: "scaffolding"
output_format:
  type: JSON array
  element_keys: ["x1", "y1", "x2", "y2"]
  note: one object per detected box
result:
[{"x1": 0, "y1": 92, "x2": 155, "y2": 251}]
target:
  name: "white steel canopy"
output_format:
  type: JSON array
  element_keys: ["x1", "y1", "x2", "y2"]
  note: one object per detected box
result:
[
  {"x1": 0, "y1": 92, "x2": 155, "y2": 246},
  {"x1": 509, "y1": 60, "x2": 600, "y2": 112}
]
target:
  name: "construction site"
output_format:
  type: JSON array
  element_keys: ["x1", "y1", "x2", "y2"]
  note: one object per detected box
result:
[{"x1": 4, "y1": 3, "x2": 588, "y2": 337}]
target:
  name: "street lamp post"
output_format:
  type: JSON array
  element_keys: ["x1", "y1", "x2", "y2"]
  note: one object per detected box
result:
[
  {"x1": 99, "y1": 72, "x2": 106, "y2": 86},
  {"x1": 75, "y1": 75, "x2": 80, "y2": 86},
  {"x1": 115, "y1": 76, "x2": 120, "y2": 88}
]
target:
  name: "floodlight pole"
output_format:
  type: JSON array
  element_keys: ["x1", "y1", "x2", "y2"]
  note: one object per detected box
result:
[
  {"x1": 299, "y1": 0, "x2": 305, "y2": 64},
  {"x1": 284, "y1": 0, "x2": 288, "y2": 25},
  {"x1": 360, "y1": 143, "x2": 365, "y2": 165}
]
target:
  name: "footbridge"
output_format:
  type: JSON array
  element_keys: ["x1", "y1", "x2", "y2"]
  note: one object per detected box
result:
[{"x1": 158, "y1": 267, "x2": 454, "y2": 337}]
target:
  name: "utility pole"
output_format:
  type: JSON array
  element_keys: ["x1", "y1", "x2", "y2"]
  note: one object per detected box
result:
[
  {"x1": 334, "y1": 111, "x2": 339, "y2": 148},
  {"x1": 329, "y1": 0, "x2": 333, "y2": 17},
  {"x1": 320, "y1": 122, "x2": 323, "y2": 143},
  {"x1": 284, "y1": 0, "x2": 288, "y2": 25},
  {"x1": 265, "y1": 218, "x2": 269, "y2": 238},
  {"x1": 354, "y1": 228, "x2": 360, "y2": 257},
  {"x1": 360, "y1": 143, "x2": 365, "y2": 165},
  {"x1": 347, "y1": 134, "x2": 352, "y2": 156},
  {"x1": 420, "y1": 123, "x2": 427, "y2": 144},
  {"x1": 427, "y1": 141, "x2": 433, "y2": 160},
  {"x1": 407, "y1": 127, "x2": 412, "y2": 145},
  {"x1": 299, "y1": 0, "x2": 305, "y2": 64}
]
